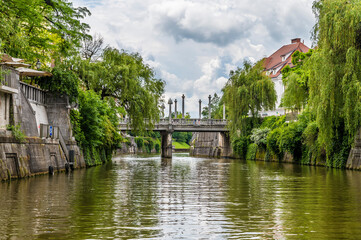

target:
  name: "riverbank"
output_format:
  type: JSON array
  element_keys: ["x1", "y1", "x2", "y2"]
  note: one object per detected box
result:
[{"x1": 0, "y1": 130, "x2": 85, "y2": 181}]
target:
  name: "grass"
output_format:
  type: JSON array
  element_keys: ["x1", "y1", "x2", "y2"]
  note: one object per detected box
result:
[{"x1": 172, "y1": 141, "x2": 190, "y2": 149}]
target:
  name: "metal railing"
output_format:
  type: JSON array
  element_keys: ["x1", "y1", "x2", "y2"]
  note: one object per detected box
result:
[
  {"x1": 20, "y1": 81, "x2": 46, "y2": 105},
  {"x1": 1, "y1": 65, "x2": 18, "y2": 89},
  {"x1": 40, "y1": 124, "x2": 69, "y2": 161}
]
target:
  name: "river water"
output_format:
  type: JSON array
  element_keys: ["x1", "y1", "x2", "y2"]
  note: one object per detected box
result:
[{"x1": 1, "y1": 153, "x2": 361, "y2": 239}]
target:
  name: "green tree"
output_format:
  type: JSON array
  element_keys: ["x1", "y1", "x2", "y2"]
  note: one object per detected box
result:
[
  {"x1": 308, "y1": 0, "x2": 361, "y2": 159},
  {"x1": 202, "y1": 93, "x2": 223, "y2": 119},
  {"x1": 72, "y1": 89, "x2": 122, "y2": 165},
  {"x1": 0, "y1": 0, "x2": 91, "y2": 64},
  {"x1": 281, "y1": 50, "x2": 313, "y2": 111},
  {"x1": 77, "y1": 47, "x2": 165, "y2": 133},
  {"x1": 223, "y1": 59, "x2": 276, "y2": 138}
]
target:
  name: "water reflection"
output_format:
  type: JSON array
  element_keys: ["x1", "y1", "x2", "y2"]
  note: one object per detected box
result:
[{"x1": 1, "y1": 153, "x2": 361, "y2": 239}]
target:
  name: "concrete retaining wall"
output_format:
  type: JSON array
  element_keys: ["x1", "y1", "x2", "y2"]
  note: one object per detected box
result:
[
  {"x1": 0, "y1": 130, "x2": 85, "y2": 181},
  {"x1": 190, "y1": 132, "x2": 232, "y2": 158}
]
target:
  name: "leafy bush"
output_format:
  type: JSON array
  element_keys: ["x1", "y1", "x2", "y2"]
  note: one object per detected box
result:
[
  {"x1": 144, "y1": 138, "x2": 154, "y2": 153},
  {"x1": 155, "y1": 142, "x2": 160, "y2": 153},
  {"x1": 250, "y1": 127, "x2": 270, "y2": 149},
  {"x1": 267, "y1": 128, "x2": 283, "y2": 159},
  {"x1": 278, "y1": 122, "x2": 304, "y2": 160},
  {"x1": 232, "y1": 136, "x2": 249, "y2": 159},
  {"x1": 71, "y1": 89, "x2": 122, "y2": 166},
  {"x1": 135, "y1": 137, "x2": 144, "y2": 149},
  {"x1": 261, "y1": 115, "x2": 286, "y2": 129},
  {"x1": 39, "y1": 66, "x2": 79, "y2": 103},
  {"x1": 7, "y1": 124, "x2": 26, "y2": 143},
  {"x1": 246, "y1": 143, "x2": 257, "y2": 160}
]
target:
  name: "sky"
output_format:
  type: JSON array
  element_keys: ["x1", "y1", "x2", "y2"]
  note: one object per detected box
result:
[{"x1": 72, "y1": 0, "x2": 316, "y2": 117}]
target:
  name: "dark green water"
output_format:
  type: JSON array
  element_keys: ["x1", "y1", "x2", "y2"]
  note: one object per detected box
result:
[{"x1": 1, "y1": 153, "x2": 361, "y2": 239}]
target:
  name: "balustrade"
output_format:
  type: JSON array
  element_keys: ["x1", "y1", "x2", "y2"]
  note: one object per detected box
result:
[
  {"x1": 20, "y1": 81, "x2": 46, "y2": 104},
  {"x1": 1, "y1": 65, "x2": 18, "y2": 89}
]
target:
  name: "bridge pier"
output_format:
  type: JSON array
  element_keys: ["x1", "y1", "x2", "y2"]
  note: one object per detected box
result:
[{"x1": 161, "y1": 131, "x2": 173, "y2": 158}]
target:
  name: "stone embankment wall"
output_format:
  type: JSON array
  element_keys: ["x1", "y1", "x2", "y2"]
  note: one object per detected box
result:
[
  {"x1": 116, "y1": 137, "x2": 158, "y2": 155},
  {"x1": 347, "y1": 129, "x2": 361, "y2": 170},
  {"x1": 190, "y1": 132, "x2": 232, "y2": 158},
  {"x1": 0, "y1": 130, "x2": 85, "y2": 181}
]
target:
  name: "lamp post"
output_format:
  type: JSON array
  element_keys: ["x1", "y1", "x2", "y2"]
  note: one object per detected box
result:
[
  {"x1": 223, "y1": 103, "x2": 226, "y2": 120},
  {"x1": 36, "y1": 59, "x2": 41, "y2": 69},
  {"x1": 208, "y1": 95, "x2": 211, "y2": 120},
  {"x1": 182, "y1": 94, "x2": 185, "y2": 119},
  {"x1": 199, "y1": 99, "x2": 202, "y2": 120},
  {"x1": 168, "y1": 98, "x2": 173, "y2": 124}
]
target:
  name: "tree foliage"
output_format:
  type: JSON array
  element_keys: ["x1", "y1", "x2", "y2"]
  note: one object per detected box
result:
[
  {"x1": 77, "y1": 47, "x2": 165, "y2": 133},
  {"x1": 202, "y1": 93, "x2": 223, "y2": 119},
  {"x1": 0, "y1": 0, "x2": 91, "y2": 64},
  {"x1": 308, "y1": 0, "x2": 361, "y2": 156},
  {"x1": 223, "y1": 60, "x2": 277, "y2": 138},
  {"x1": 281, "y1": 50, "x2": 313, "y2": 111},
  {"x1": 71, "y1": 90, "x2": 122, "y2": 165}
]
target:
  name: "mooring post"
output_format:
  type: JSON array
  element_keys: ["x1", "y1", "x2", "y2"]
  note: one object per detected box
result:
[
  {"x1": 182, "y1": 94, "x2": 185, "y2": 119},
  {"x1": 199, "y1": 99, "x2": 202, "y2": 119},
  {"x1": 208, "y1": 94, "x2": 211, "y2": 120},
  {"x1": 168, "y1": 98, "x2": 173, "y2": 124}
]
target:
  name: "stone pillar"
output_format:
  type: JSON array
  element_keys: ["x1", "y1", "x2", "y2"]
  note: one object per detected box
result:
[
  {"x1": 223, "y1": 103, "x2": 225, "y2": 120},
  {"x1": 220, "y1": 132, "x2": 232, "y2": 158},
  {"x1": 174, "y1": 99, "x2": 178, "y2": 119},
  {"x1": 199, "y1": 99, "x2": 202, "y2": 119},
  {"x1": 161, "y1": 131, "x2": 173, "y2": 158},
  {"x1": 208, "y1": 94, "x2": 211, "y2": 120},
  {"x1": 168, "y1": 98, "x2": 173, "y2": 124},
  {"x1": 161, "y1": 103, "x2": 165, "y2": 118},
  {"x1": 182, "y1": 94, "x2": 185, "y2": 119}
]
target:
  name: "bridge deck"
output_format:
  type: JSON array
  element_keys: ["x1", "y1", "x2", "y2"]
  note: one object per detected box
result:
[{"x1": 119, "y1": 118, "x2": 229, "y2": 132}]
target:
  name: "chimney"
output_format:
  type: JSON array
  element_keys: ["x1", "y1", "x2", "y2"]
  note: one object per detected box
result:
[{"x1": 291, "y1": 38, "x2": 301, "y2": 44}]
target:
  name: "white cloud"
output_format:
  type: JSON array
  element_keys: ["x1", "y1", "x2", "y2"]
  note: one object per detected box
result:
[{"x1": 73, "y1": 0, "x2": 315, "y2": 117}]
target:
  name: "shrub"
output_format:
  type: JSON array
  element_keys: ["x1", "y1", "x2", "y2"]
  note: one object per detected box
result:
[
  {"x1": 135, "y1": 137, "x2": 144, "y2": 149},
  {"x1": 232, "y1": 136, "x2": 249, "y2": 159},
  {"x1": 246, "y1": 143, "x2": 257, "y2": 160},
  {"x1": 155, "y1": 142, "x2": 160, "y2": 153},
  {"x1": 260, "y1": 115, "x2": 286, "y2": 129},
  {"x1": 7, "y1": 124, "x2": 26, "y2": 143},
  {"x1": 267, "y1": 128, "x2": 283, "y2": 159},
  {"x1": 250, "y1": 127, "x2": 270, "y2": 149},
  {"x1": 278, "y1": 122, "x2": 304, "y2": 160}
]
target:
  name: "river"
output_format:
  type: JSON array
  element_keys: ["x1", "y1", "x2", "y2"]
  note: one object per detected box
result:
[{"x1": 1, "y1": 153, "x2": 361, "y2": 239}]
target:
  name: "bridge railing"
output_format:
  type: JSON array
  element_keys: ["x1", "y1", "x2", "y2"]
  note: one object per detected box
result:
[{"x1": 119, "y1": 118, "x2": 227, "y2": 126}]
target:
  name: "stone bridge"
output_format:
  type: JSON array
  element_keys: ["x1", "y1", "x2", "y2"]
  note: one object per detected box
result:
[
  {"x1": 119, "y1": 95, "x2": 229, "y2": 158},
  {"x1": 119, "y1": 118, "x2": 229, "y2": 158}
]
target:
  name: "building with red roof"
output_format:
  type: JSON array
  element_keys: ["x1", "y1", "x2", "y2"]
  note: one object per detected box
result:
[{"x1": 262, "y1": 38, "x2": 310, "y2": 116}]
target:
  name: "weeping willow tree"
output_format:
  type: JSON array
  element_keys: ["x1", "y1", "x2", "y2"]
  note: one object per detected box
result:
[
  {"x1": 281, "y1": 50, "x2": 313, "y2": 111},
  {"x1": 308, "y1": 0, "x2": 361, "y2": 162},
  {"x1": 223, "y1": 60, "x2": 276, "y2": 138}
]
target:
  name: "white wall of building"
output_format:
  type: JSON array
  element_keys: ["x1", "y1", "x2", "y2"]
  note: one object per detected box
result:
[{"x1": 261, "y1": 75, "x2": 285, "y2": 117}]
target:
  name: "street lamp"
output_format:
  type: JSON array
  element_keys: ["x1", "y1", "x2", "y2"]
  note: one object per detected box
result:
[{"x1": 36, "y1": 59, "x2": 41, "y2": 69}]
